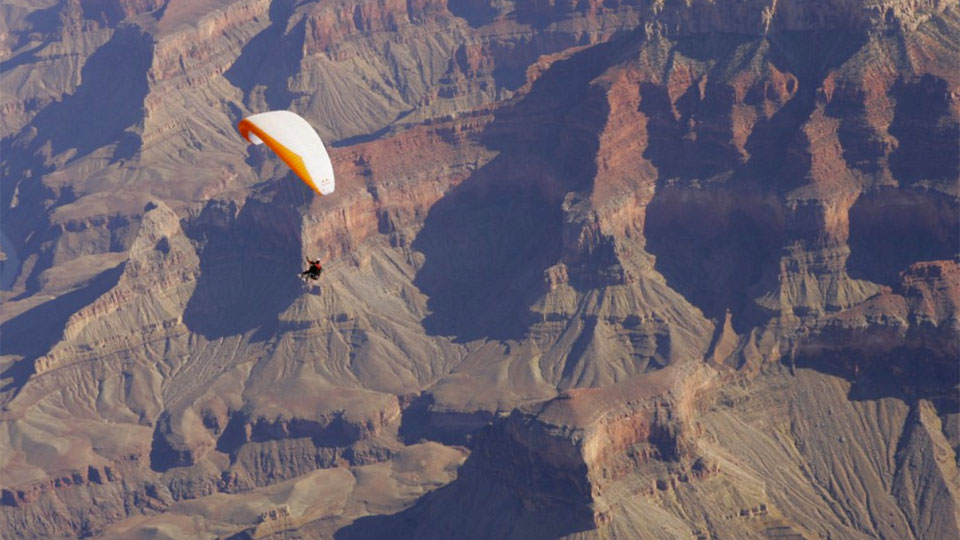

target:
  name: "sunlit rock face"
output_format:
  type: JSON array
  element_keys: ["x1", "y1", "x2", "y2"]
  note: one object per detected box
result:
[{"x1": 1, "y1": 0, "x2": 957, "y2": 538}]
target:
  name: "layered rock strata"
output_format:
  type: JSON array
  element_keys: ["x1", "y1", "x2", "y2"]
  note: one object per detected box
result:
[{"x1": 0, "y1": 0, "x2": 957, "y2": 539}]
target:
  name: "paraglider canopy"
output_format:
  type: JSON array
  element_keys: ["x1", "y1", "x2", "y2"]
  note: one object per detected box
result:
[{"x1": 237, "y1": 111, "x2": 335, "y2": 196}]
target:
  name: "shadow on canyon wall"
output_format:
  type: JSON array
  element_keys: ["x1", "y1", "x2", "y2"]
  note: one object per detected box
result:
[
  {"x1": 223, "y1": 0, "x2": 304, "y2": 111},
  {"x1": 180, "y1": 188, "x2": 306, "y2": 340},
  {"x1": 411, "y1": 39, "x2": 629, "y2": 342},
  {"x1": 846, "y1": 188, "x2": 958, "y2": 287},
  {"x1": 644, "y1": 192, "x2": 782, "y2": 332},
  {"x1": 336, "y1": 424, "x2": 596, "y2": 540},
  {"x1": 0, "y1": 263, "x2": 125, "y2": 394},
  {"x1": 791, "y1": 347, "x2": 959, "y2": 416},
  {"x1": 1, "y1": 3, "x2": 66, "y2": 73},
  {"x1": 888, "y1": 75, "x2": 960, "y2": 186},
  {"x1": 398, "y1": 392, "x2": 495, "y2": 446},
  {"x1": 1, "y1": 24, "x2": 153, "y2": 293},
  {"x1": 22, "y1": 24, "x2": 153, "y2": 163}
]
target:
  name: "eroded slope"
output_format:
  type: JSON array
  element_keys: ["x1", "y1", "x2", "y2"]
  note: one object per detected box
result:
[{"x1": 1, "y1": 0, "x2": 958, "y2": 539}]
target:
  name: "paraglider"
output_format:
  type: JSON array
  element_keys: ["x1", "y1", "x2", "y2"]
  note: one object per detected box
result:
[
  {"x1": 301, "y1": 258, "x2": 323, "y2": 281},
  {"x1": 238, "y1": 111, "x2": 335, "y2": 284},
  {"x1": 237, "y1": 110, "x2": 335, "y2": 196}
]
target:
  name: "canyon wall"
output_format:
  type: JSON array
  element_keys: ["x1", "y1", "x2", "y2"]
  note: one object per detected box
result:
[{"x1": 1, "y1": 0, "x2": 957, "y2": 538}]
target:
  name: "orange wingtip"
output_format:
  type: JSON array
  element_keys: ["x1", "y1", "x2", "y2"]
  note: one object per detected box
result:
[{"x1": 238, "y1": 119, "x2": 323, "y2": 196}]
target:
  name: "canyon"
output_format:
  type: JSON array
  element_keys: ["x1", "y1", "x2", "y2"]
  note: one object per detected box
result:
[{"x1": 0, "y1": 0, "x2": 958, "y2": 538}]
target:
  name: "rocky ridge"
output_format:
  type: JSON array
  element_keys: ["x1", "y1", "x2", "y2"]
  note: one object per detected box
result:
[{"x1": 1, "y1": 0, "x2": 958, "y2": 538}]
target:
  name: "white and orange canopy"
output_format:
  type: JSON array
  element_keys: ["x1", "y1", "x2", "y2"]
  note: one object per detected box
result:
[{"x1": 237, "y1": 111, "x2": 335, "y2": 196}]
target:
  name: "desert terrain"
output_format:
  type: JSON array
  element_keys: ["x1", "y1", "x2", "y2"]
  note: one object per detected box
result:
[{"x1": 0, "y1": 0, "x2": 958, "y2": 538}]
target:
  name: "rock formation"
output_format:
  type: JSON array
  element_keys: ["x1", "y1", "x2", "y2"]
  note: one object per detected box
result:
[{"x1": 0, "y1": 0, "x2": 957, "y2": 538}]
